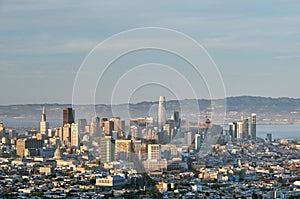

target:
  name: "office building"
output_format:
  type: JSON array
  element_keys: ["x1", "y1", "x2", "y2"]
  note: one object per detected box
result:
[
  {"x1": 63, "y1": 124, "x2": 71, "y2": 145},
  {"x1": 242, "y1": 118, "x2": 249, "y2": 139},
  {"x1": 95, "y1": 175, "x2": 126, "y2": 187},
  {"x1": 16, "y1": 139, "x2": 25, "y2": 158},
  {"x1": 100, "y1": 136, "x2": 115, "y2": 163},
  {"x1": 90, "y1": 116, "x2": 100, "y2": 137},
  {"x1": 100, "y1": 117, "x2": 108, "y2": 128},
  {"x1": 250, "y1": 113, "x2": 257, "y2": 140},
  {"x1": 195, "y1": 133, "x2": 201, "y2": 152},
  {"x1": 267, "y1": 133, "x2": 272, "y2": 142},
  {"x1": 63, "y1": 108, "x2": 75, "y2": 125},
  {"x1": 173, "y1": 111, "x2": 180, "y2": 128},
  {"x1": 25, "y1": 138, "x2": 44, "y2": 149},
  {"x1": 236, "y1": 121, "x2": 243, "y2": 139},
  {"x1": 55, "y1": 127, "x2": 63, "y2": 141},
  {"x1": 103, "y1": 121, "x2": 114, "y2": 135},
  {"x1": 228, "y1": 122, "x2": 234, "y2": 138},
  {"x1": 110, "y1": 117, "x2": 125, "y2": 133},
  {"x1": 71, "y1": 123, "x2": 80, "y2": 149},
  {"x1": 147, "y1": 144, "x2": 161, "y2": 161},
  {"x1": 115, "y1": 139, "x2": 133, "y2": 161},
  {"x1": 162, "y1": 123, "x2": 173, "y2": 144}
]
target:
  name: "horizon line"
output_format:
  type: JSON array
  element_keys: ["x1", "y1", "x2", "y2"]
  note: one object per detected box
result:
[{"x1": 0, "y1": 95, "x2": 299, "y2": 106}]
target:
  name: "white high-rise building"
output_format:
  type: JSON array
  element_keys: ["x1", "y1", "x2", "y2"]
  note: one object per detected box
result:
[
  {"x1": 71, "y1": 123, "x2": 80, "y2": 149},
  {"x1": 147, "y1": 144, "x2": 161, "y2": 160},
  {"x1": 157, "y1": 96, "x2": 166, "y2": 131},
  {"x1": 40, "y1": 106, "x2": 49, "y2": 135},
  {"x1": 236, "y1": 121, "x2": 243, "y2": 139}
]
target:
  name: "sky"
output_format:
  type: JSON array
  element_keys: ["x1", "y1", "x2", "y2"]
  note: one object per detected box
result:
[{"x1": 1, "y1": 1, "x2": 300, "y2": 105}]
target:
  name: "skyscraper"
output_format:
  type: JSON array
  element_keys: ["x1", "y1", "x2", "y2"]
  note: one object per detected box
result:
[
  {"x1": 242, "y1": 118, "x2": 249, "y2": 139},
  {"x1": 157, "y1": 96, "x2": 166, "y2": 131},
  {"x1": 236, "y1": 121, "x2": 243, "y2": 139},
  {"x1": 40, "y1": 106, "x2": 49, "y2": 135},
  {"x1": 266, "y1": 133, "x2": 272, "y2": 142},
  {"x1": 228, "y1": 122, "x2": 234, "y2": 138},
  {"x1": 16, "y1": 139, "x2": 25, "y2": 158},
  {"x1": 90, "y1": 116, "x2": 100, "y2": 137},
  {"x1": 173, "y1": 111, "x2": 180, "y2": 128},
  {"x1": 100, "y1": 136, "x2": 115, "y2": 163},
  {"x1": 71, "y1": 123, "x2": 80, "y2": 149},
  {"x1": 63, "y1": 123, "x2": 71, "y2": 146},
  {"x1": 194, "y1": 134, "x2": 201, "y2": 152},
  {"x1": 63, "y1": 108, "x2": 75, "y2": 125},
  {"x1": 115, "y1": 139, "x2": 133, "y2": 161},
  {"x1": 109, "y1": 117, "x2": 125, "y2": 137},
  {"x1": 103, "y1": 121, "x2": 114, "y2": 135},
  {"x1": 147, "y1": 144, "x2": 161, "y2": 161},
  {"x1": 250, "y1": 113, "x2": 256, "y2": 140}
]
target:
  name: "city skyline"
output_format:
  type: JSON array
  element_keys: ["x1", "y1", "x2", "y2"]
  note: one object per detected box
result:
[
  {"x1": 1, "y1": 2, "x2": 300, "y2": 198},
  {"x1": 1, "y1": 1, "x2": 300, "y2": 104}
]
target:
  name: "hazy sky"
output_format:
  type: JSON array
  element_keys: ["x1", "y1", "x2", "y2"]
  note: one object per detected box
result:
[{"x1": 1, "y1": 1, "x2": 300, "y2": 105}]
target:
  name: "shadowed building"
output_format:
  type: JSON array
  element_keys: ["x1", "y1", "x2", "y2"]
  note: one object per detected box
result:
[
  {"x1": 250, "y1": 113, "x2": 256, "y2": 140},
  {"x1": 63, "y1": 108, "x2": 75, "y2": 125},
  {"x1": 242, "y1": 118, "x2": 249, "y2": 139}
]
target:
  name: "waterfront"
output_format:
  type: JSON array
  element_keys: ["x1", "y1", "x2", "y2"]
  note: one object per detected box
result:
[
  {"x1": 4, "y1": 117, "x2": 300, "y2": 140},
  {"x1": 257, "y1": 124, "x2": 300, "y2": 140}
]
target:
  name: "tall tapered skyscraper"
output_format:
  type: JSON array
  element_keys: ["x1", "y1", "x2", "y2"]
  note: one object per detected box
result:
[
  {"x1": 40, "y1": 106, "x2": 49, "y2": 134},
  {"x1": 157, "y1": 96, "x2": 166, "y2": 131},
  {"x1": 250, "y1": 113, "x2": 256, "y2": 140}
]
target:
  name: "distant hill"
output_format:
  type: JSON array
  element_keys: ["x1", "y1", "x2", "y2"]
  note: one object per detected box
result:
[{"x1": 1, "y1": 96, "x2": 300, "y2": 128}]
